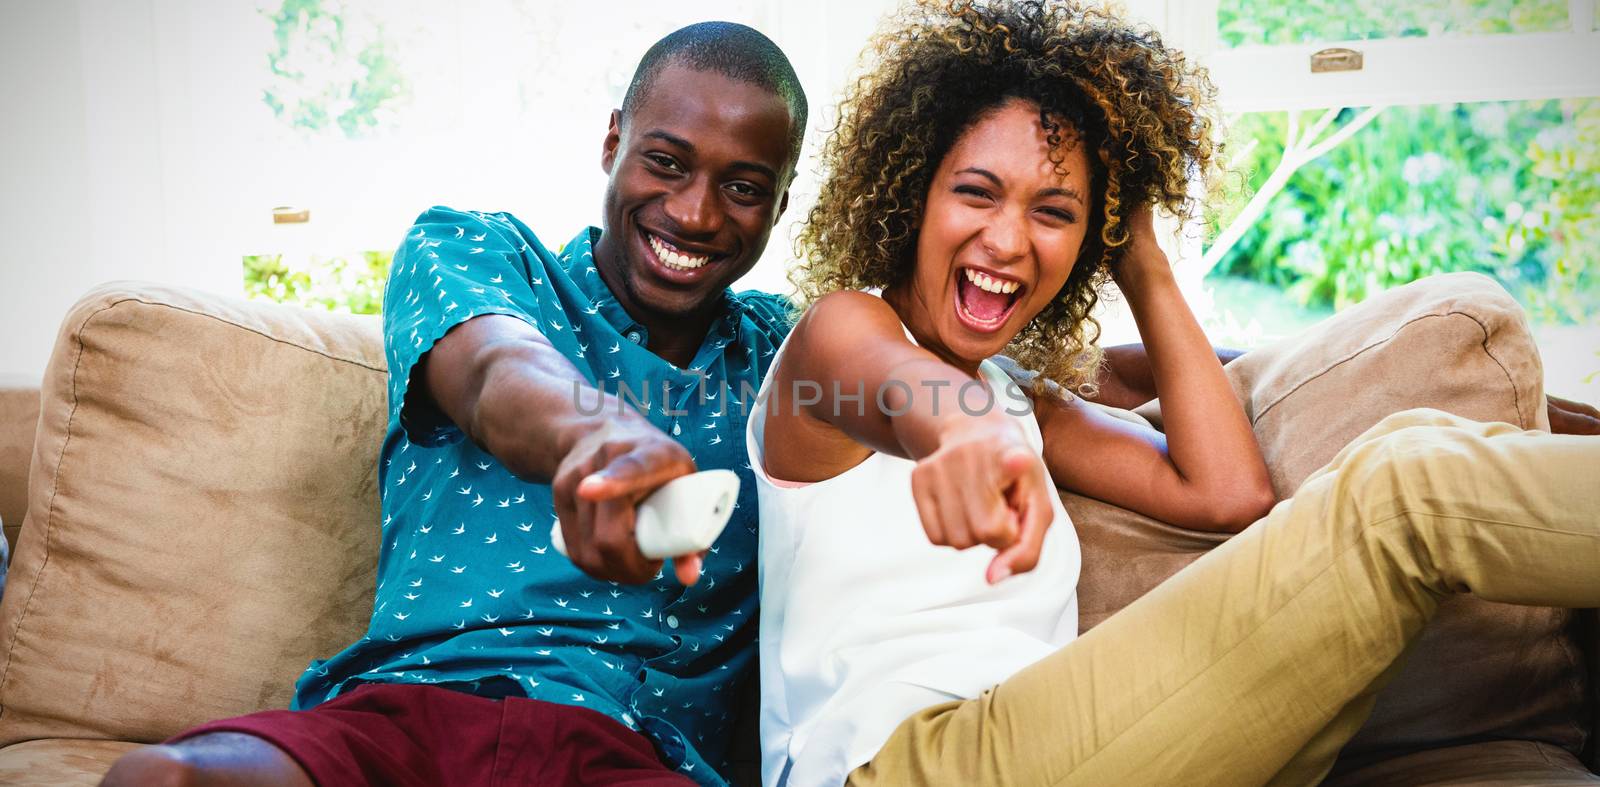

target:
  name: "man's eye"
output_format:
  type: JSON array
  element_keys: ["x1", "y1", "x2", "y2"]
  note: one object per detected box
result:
[
  {"x1": 647, "y1": 154, "x2": 682, "y2": 171},
  {"x1": 727, "y1": 182, "x2": 760, "y2": 197}
]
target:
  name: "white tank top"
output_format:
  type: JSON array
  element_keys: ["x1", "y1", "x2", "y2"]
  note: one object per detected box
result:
[{"x1": 746, "y1": 316, "x2": 1082, "y2": 787}]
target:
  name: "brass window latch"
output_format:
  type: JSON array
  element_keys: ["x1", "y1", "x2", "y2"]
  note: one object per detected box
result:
[
  {"x1": 1311, "y1": 47, "x2": 1363, "y2": 73},
  {"x1": 272, "y1": 206, "x2": 310, "y2": 224}
]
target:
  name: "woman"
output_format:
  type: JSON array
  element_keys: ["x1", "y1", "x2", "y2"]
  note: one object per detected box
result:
[{"x1": 746, "y1": 2, "x2": 1600, "y2": 786}]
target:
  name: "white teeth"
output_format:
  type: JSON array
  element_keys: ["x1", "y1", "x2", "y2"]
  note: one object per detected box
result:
[
  {"x1": 963, "y1": 268, "x2": 1019, "y2": 295},
  {"x1": 648, "y1": 233, "x2": 710, "y2": 270}
]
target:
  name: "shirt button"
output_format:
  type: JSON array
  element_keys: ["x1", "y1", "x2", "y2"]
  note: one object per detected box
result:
[
  {"x1": 666, "y1": 615, "x2": 679, "y2": 629},
  {"x1": 671, "y1": 422, "x2": 682, "y2": 436},
  {"x1": 626, "y1": 331, "x2": 643, "y2": 344}
]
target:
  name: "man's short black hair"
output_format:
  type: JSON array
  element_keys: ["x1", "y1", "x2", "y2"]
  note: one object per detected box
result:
[{"x1": 621, "y1": 21, "x2": 808, "y2": 174}]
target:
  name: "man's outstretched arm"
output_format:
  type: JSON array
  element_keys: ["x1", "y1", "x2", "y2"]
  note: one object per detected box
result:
[{"x1": 418, "y1": 314, "x2": 704, "y2": 585}]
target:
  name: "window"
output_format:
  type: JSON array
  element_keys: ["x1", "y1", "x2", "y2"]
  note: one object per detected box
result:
[
  {"x1": 1206, "y1": 98, "x2": 1597, "y2": 325},
  {"x1": 1194, "y1": 0, "x2": 1599, "y2": 112},
  {"x1": 1131, "y1": 0, "x2": 1600, "y2": 400}
]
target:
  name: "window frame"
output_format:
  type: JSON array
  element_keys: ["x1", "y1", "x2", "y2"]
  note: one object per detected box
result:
[
  {"x1": 1132, "y1": 0, "x2": 1600, "y2": 276},
  {"x1": 1166, "y1": 0, "x2": 1600, "y2": 112}
]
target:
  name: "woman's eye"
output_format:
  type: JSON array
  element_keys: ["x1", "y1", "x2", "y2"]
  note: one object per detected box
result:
[
  {"x1": 954, "y1": 185, "x2": 991, "y2": 200},
  {"x1": 1040, "y1": 208, "x2": 1076, "y2": 223}
]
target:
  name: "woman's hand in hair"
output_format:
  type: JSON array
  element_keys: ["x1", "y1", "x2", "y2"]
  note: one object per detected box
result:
[
  {"x1": 1042, "y1": 200, "x2": 1275, "y2": 532},
  {"x1": 1110, "y1": 203, "x2": 1168, "y2": 290}
]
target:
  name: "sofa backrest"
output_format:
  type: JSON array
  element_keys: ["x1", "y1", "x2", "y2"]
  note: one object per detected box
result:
[
  {"x1": 0, "y1": 377, "x2": 40, "y2": 554},
  {"x1": 0, "y1": 283, "x2": 386, "y2": 747},
  {"x1": 0, "y1": 276, "x2": 1590, "y2": 773}
]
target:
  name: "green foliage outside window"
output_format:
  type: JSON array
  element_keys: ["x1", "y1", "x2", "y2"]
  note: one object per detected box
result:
[
  {"x1": 1218, "y1": 0, "x2": 1568, "y2": 47},
  {"x1": 261, "y1": 0, "x2": 409, "y2": 138},
  {"x1": 1207, "y1": 0, "x2": 1598, "y2": 324},
  {"x1": 244, "y1": 251, "x2": 390, "y2": 315},
  {"x1": 1208, "y1": 100, "x2": 1599, "y2": 323}
]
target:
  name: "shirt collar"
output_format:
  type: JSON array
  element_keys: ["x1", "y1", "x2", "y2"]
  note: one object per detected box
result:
[{"x1": 560, "y1": 227, "x2": 643, "y2": 341}]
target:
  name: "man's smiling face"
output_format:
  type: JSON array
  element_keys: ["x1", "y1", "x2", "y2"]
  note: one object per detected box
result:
[{"x1": 596, "y1": 63, "x2": 796, "y2": 321}]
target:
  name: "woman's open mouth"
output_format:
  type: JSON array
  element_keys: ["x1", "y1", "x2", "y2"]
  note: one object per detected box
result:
[{"x1": 954, "y1": 267, "x2": 1024, "y2": 333}]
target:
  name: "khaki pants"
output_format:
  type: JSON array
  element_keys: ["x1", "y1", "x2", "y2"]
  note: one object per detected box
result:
[
  {"x1": 850, "y1": 275, "x2": 1599, "y2": 787},
  {"x1": 851, "y1": 410, "x2": 1598, "y2": 786}
]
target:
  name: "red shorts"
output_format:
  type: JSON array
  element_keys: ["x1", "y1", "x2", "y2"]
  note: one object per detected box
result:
[{"x1": 169, "y1": 682, "x2": 696, "y2": 787}]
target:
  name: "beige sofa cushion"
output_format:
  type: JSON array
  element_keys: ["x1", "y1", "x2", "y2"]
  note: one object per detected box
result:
[
  {"x1": 0, "y1": 283, "x2": 387, "y2": 747},
  {"x1": 1134, "y1": 274, "x2": 1548, "y2": 494},
  {"x1": 0, "y1": 739, "x2": 141, "y2": 787},
  {"x1": 0, "y1": 377, "x2": 40, "y2": 554},
  {"x1": 1071, "y1": 491, "x2": 1227, "y2": 632},
  {"x1": 1087, "y1": 273, "x2": 1589, "y2": 767},
  {"x1": 1321, "y1": 740, "x2": 1599, "y2": 786}
]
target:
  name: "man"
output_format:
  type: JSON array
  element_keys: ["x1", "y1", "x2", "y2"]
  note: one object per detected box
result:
[{"x1": 103, "y1": 21, "x2": 806, "y2": 787}]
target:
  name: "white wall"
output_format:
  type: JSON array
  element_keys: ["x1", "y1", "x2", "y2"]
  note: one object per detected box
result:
[
  {"x1": 2, "y1": 1, "x2": 96, "y2": 380},
  {"x1": 0, "y1": 0, "x2": 225, "y2": 378}
]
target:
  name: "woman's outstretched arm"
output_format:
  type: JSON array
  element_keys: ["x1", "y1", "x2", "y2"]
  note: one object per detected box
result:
[
  {"x1": 1035, "y1": 207, "x2": 1274, "y2": 532},
  {"x1": 763, "y1": 291, "x2": 1056, "y2": 582}
]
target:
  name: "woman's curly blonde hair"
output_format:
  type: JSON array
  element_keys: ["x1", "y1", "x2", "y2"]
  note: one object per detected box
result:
[{"x1": 793, "y1": 0, "x2": 1218, "y2": 391}]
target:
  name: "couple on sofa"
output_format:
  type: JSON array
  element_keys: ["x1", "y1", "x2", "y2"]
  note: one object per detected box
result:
[{"x1": 103, "y1": 2, "x2": 1600, "y2": 786}]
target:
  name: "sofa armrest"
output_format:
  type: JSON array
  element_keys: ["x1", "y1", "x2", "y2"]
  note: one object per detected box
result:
[
  {"x1": 1100, "y1": 274, "x2": 1591, "y2": 773},
  {"x1": 0, "y1": 283, "x2": 386, "y2": 750},
  {"x1": 0, "y1": 376, "x2": 41, "y2": 555}
]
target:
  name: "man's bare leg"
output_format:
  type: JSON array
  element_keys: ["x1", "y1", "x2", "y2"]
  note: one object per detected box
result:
[{"x1": 99, "y1": 732, "x2": 313, "y2": 787}]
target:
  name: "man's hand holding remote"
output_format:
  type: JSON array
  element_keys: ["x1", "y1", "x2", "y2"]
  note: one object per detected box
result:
[
  {"x1": 554, "y1": 418, "x2": 706, "y2": 586},
  {"x1": 417, "y1": 313, "x2": 706, "y2": 587}
]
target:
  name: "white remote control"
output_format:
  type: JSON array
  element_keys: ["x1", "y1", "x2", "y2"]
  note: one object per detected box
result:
[{"x1": 551, "y1": 469, "x2": 741, "y2": 560}]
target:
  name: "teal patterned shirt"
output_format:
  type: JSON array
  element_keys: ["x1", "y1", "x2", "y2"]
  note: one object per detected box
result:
[{"x1": 293, "y1": 206, "x2": 792, "y2": 784}]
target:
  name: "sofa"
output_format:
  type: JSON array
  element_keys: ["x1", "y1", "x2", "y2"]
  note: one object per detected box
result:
[{"x1": 0, "y1": 276, "x2": 1593, "y2": 785}]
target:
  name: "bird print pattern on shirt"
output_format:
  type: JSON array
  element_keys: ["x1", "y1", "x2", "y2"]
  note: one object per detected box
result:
[{"x1": 291, "y1": 207, "x2": 792, "y2": 786}]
